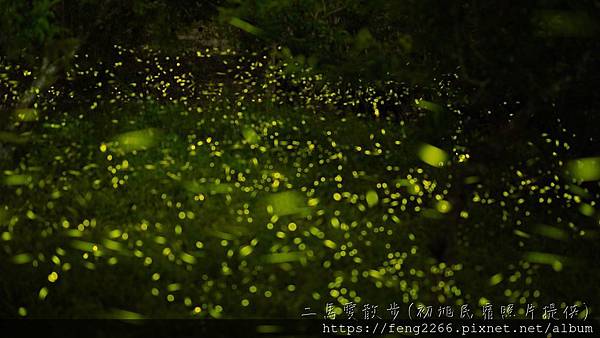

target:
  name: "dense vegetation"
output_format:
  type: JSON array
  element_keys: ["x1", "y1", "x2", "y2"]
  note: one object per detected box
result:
[{"x1": 0, "y1": 0, "x2": 599, "y2": 324}]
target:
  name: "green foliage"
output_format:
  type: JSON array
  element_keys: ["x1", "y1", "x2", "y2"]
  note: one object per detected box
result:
[
  {"x1": 0, "y1": 0, "x2": 221, "y2": 62},
  {"x1": 0, "y1": 0, "x2": 60, "y2": 57},
  {"x1": 111, "y1": 128, "x2": 161, "y2": 154},
  {"x1": 566, "y1": 157, "x2": 600, "y2": 182},
  {"x1": 0, "y1": 44, "x2": 598, "y2": 320},
  {"x1": 365, "y1": 190, "x2": 379, "y2": 207},
  {"x1": 417, "y1": 143, "x2": 449, "y2": 168},
  {"x1": 0, "y1": 0, "x2": 598, "y2": 323}
]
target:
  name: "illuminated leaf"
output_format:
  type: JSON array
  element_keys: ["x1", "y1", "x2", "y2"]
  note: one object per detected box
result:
[
  {"x1": 229, "y1": 17, "x2": 264, "y2": 36},
  {"x1": 368, "y1": 269, "x2": 383, "y2": 280},
  {"x1": 566, "y1": 184, "x2": 590, "y2": 198},
  {"x1": 418, "y1": 143, "x2": 448, "y2": 167},
  {"x1": 354, "y1": 28, "x2": 374, "y2": 50},
  {"x1": 395, "y1": 179, "x2": 421, "y2": 195},
  {"x1": 242, "y1": 127, "x2": 260, "y2": 144},
  {"x1": 167, "y1": 283, "x2": 182, "y2": 292},
  {"x1": 11, "y1": 253, "x2": 33, "y2": 264},
  {"x1": 579, "y1": 204, "x2": 595, "y2": 217},
  {"x1": 414, "y1": 99, "x2": 443, "y2": 113},
  {"x1": 365, "y1": 190, "x2": 379, "y2": 207},
  {"x1": 3, "y1": 175, "x2": 30, "y2": 186},
  {"x1": 180, "y1": 252, "x2": 197, "y2": 264},
  {"x1": 70, "y1": 240, "x2": 97, "y2": 252},
  {"x1": 184, "y1": 181, "x2": 233, "y2": 195},
  {"x1": 65, "y1": 229, "x2": 83, "y2": 237},
  {"x1": 524, "y1": 252, "x2": 566, "y2": 271},
  {"x1": 489, "y1": 273, "x2": 503, "y2": 286},
  {"x1": 464, "y1": 176, "x2": 480, "y2": 184},
  {"x1": 102, "y1": 239, "x2": 124, "y2": 251},
  {"x1": 14, "y1": 108, "x2": 39, "y2": 122},
  {"x1": 109, "y1": 309, "x2": 145, "y2": 320},
  {"x1": 112, "y1": 128, "x2": 160, "y2": 153},
  {"x1": 262, "y1": 252, "x2": 304, "y2": 264},
  {"x1": 206, "y1": 230, "x2": 236, "y2": 240},
  {"x1": 514, "y1": 229, "x2": 531, "y2": 238},
  {"x1": 422, "y1": 208, "x2": 443, "y2": 219},
  {"x1": 532, "y1": 224, "x2": 568, "y2": 240},
  {"x1": 257, "y1": 325, "x2": 284, "y2": 334},
  {"x1": 566, "y1": 157, "x2": 600, "y2": 182},
  {"x1": 265, "y1": 191, "x2": 308, "y2": 216}
]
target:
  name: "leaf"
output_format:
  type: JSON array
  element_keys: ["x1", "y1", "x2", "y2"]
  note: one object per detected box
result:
[
  {"x1": 365, "y1": 190, "x2": 379, "y2": 207},
  {"x1": 167, "y1": 283, "x2": 182, "y2": 292},
  {"x1": 532, "y1": 224, "x2": 568, "y2": 241},
  {"x1": 566, "y1": 184, "x2": 590, "y2": 198},
  {"x1": 395, "y1": 179, "x2": 421, "y2": 195},
  {"x1": 11, "y1": 253, "x2": 33, "y2": 264},
  {"x1": 109, "y1": 309, "x2": 145, "y2": 320},
  {"x1": 464, "y1": 176, "x2": 480, "y2": 184},
  {"x1": 524, "y1": 252, "x2": 566, "y2": 271},
  {"x1": 513, "y1": 229, "x2": 531, "y2": 238},
  {"x1": 242, "y1": 126, "x2": 260, "y2": 144},
  {"x1": 566, "y1": 157, "x2": 600, "y2": 182},
  {"x1": 3, "y1": 175, "x2": 31, "y2": 186},
  {"x1": 368, "y1": 269, "x2": 383, "y2": 280},
  {"x1": 417, "y1": 143, "x2": 448, "y2": 167},
  {"x1": 184, "y1": 181, "x2": 233, "y2": 195},
  {"x1": 14, "y1": 108, "x2": 39, "y2": 122},
  {"x1": 354, "y1": 28, "x2": 374, "y2": 50},
  {"x1": 229, "y1": 17, "x2": 264, "y2": 36},
  {"x1": 70, "y1": 240, "x2": 97, "y2": 252},
  {"x1": 579, "y1": 204, "x2": 595, "y2": 217},
  {"x1": 262, "y1": 252, "x2": 304, "y2": 264},
  {"x1": 102, "y1": 239, "x2": 124, "y2": 251},
  {"x1": 265, "y1": 191, "x2": 309, "y2": 216},
  {"x1": 422, "y1": 208, "x2": 443, "y2": 219},
  {"x1": 489, "y1": 273, "x2": 503, "y2": 286},
  {"x1": 414, "y1": 99, "x2": 443, "y2": 113},
  {"x1": 180, "y1": 252, "x2": 197, "y2": 264},
  {"x1": 112, "y1": 128, "x2": 160, "y2": 153}
]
